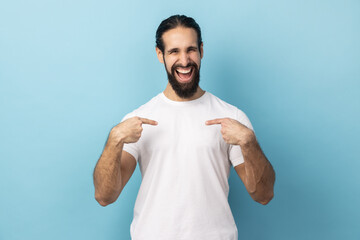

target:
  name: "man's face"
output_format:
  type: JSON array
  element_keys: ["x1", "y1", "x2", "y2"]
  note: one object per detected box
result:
[{"x1": 156, "y1": 27, "x2": 203, "y2": 98}]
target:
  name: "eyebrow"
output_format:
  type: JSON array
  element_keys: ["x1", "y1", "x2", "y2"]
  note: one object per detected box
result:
[
  {"x1": 188, "y1": 46, "x2": 198, "y2": 50},
  {"x1": 167, "y1": 48, "x2": 179, "y2": 53},
  {"x1": 167, "y1": 46, "x2": 198, "y2": 53}
]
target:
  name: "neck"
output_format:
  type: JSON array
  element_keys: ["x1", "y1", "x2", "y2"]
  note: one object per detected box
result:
[{"x1": 163, "y1": 83, "x2": 205, "y2": 101}]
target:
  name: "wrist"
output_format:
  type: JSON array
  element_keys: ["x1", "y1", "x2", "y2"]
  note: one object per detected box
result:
[
  {"x1": 238, "y1": 130, "x2": 256, "y2": 147},
  {"x1": 109, "y1": 129, "x2": 126, "y2": 146}
]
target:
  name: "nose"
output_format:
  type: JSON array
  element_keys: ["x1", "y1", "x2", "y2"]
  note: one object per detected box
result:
[{"x1": 178, "y1": 51, "x2": 190, "y2": 67}]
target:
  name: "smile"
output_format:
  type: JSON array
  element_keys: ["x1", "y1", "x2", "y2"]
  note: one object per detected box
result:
[{"x1": 175, "y1": 67, "x2": 194, "y2": 83}]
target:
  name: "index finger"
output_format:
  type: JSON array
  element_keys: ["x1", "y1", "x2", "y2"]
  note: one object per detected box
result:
[
  {"x1": 140, "y1": 117, "x2": 158, "y2": 125},
  {"x1": 205, "y1": 118, "x2": 224, "y2": 125}
]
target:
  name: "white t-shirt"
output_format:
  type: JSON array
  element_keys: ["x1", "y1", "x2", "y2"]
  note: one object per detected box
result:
[{"x1": 122, "y1": 91, "x2": 254, "y2": 240}]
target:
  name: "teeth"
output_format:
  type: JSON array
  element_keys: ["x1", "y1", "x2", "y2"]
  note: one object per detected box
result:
[{"x1": 176, "y1": 68, "x2": 192, "y2": 74}]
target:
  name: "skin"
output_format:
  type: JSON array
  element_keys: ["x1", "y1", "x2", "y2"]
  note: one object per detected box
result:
[
  {"x1": 93, "y1": 26, "x2": 275, "y2": 206},
  {"x1": 206, "y1": 118, "x2": 275, "y2": 204},
  {"x1": 93, "y1": 117, "x2": 157, "y2": 206}
]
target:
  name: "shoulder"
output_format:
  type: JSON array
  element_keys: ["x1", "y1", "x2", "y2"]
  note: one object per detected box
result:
[
  {"x1": 206, "y1": 92, "x2": 242, "y2": 113},
  {"x1": 121, "y1": 93, "x2": 162, "y2": 121},
  {"x1": 206, "y1": 92, "x2": 253, "y2": 129}
]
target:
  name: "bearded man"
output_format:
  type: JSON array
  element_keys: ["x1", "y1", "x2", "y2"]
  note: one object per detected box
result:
[{"x1": 93, "y1": 14, "x2": 275, "y2": 240}]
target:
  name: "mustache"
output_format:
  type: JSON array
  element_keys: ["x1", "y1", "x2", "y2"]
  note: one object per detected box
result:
[{"x1": 171, "y1": 62, "x2": 198, "y2": 71}]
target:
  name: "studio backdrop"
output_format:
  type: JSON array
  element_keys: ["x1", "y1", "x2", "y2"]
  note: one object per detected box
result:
[{"x1": 0, "y1": 0, "x2": 359, "y2": 239}]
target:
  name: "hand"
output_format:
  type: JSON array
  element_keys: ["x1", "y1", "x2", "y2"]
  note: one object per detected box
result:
[
  {"x1": 205, "y1": 118, "x2": 255, "y2": 146},
  {"x1": 110, "y1": 117, "x2": 157, "y2": 144}
]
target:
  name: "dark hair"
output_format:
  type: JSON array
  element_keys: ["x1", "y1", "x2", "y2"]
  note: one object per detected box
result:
[{"x1": 156, "y1": 15, "x2": 202, "y2": 53}]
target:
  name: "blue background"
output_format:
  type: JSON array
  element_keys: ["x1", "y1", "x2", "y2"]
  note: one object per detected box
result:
[{"x1": 1, "y1": 0, "x2": 359, "y2": 239}]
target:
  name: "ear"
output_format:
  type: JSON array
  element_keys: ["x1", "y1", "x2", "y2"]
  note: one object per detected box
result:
[
  {"x1": 156, "y1": 47, "x2": 164, "y2": 63},
  {"x1": 200, "y1": 42, "x2": 204, "y2": 59}
]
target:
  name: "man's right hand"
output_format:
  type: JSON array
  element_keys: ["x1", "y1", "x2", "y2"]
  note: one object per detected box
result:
[
  {"x1": 94, "y1": 116, "x2": 157, "y2": 206},
  {"x1": 109, "y1": 117, "x2": 158, "y2": 144}
]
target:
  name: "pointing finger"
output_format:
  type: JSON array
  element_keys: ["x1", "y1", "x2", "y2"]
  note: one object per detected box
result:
[
  {"x1": 205, "y1": 118, "x2": 224, "y2": 125},
  {"x1": 140, "y1": 117, "x2": 158, "y2": 125}
]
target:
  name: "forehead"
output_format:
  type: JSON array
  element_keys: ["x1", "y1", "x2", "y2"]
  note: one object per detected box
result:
[{"x1": 162, "y1": 27, "x2": 198, "y2": 51}]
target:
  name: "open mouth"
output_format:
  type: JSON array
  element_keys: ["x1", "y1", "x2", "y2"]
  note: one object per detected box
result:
[{"x1": 175, "y1": 66, "x2": 194, "y2": 83}]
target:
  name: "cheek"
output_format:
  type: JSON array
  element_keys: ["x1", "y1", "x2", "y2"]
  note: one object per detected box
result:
[
  {"x1": 190, "y1": 53, "x2": 201, "y2": 66},
  {"x1": 164, "y1": 57, "x2": 176, "y2": 71}
]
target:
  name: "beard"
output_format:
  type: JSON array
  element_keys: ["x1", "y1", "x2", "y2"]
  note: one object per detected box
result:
[{"x1": 164, "y1": 60, "x2": 200, "y2": 99}]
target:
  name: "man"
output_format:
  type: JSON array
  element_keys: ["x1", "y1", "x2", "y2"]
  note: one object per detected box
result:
[{"x1": 93, "y1": 15, "x2": 275, "y2": 240}]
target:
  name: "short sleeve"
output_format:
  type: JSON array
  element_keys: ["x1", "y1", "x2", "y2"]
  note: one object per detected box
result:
[
  {"x1": 228, "y1": 108, "x2": 255, "y2": 167},
  {"x1": 121, "y1": 113, "x2": 139, "y2": 162}
]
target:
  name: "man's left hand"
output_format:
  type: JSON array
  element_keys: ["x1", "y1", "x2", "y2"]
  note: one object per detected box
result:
[{"x1": 205, "y1": 118, "x2": 255, "y2": 146}]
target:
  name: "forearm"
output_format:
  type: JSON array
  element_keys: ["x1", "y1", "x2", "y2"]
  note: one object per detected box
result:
[
  {"x1": 240, "y1": 134, "x2": 275, "y2": 204},
  {"x1": 93, "y1": 117, "x2": 156, "y2": 206},
  {"x1": 93, "y1": 137, "x2": 124, "y2": 206}
]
